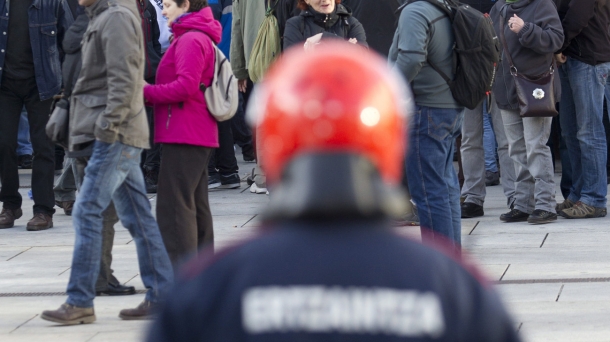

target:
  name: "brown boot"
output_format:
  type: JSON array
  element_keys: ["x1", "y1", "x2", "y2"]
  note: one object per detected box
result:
[
  {"x1": 119, "y1": 300, "x2": 157, "y2": 320},
  {"x1": 26, "y1": 213, "x2": 53, "y2": 231},
  {"x1": 41, "y1": 303, "x2": 96, "y2": 325},
  {"x1": 0, "y1": 208, "x2": 23, "y2": 229},
  {"x1": 57, "y1": 201, "x2": 75, "y2": 216}
]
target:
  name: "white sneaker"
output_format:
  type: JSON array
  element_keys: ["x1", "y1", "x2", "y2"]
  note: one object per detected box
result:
[{"x1": 249, "y1": 183, "x2": 267, "y2": 194}]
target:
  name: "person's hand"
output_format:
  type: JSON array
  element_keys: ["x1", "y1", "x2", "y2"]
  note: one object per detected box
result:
[
  {"x1": 348, "y1": 38, "x2": 357, "y2": 44},
  {"x1": 304, "y1": 33, "x2": 323, "y2": 51},
  {"x1": 508, "y1": 14, "x2": 525, "y2": 33},
  {"x1": 555, "y1": 53, "x2": 567, "y2": 66},
  {"x1": 238, "y1": 79, "x2": 248, "y2": 93}
]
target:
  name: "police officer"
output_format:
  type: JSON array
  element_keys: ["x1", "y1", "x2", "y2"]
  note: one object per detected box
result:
[{"x1": 147, "y1": 42, "x2": 521, "y2": 342}]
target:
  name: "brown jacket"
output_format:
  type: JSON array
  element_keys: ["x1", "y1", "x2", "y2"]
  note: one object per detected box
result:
[{"x1": 69, "y1": 0, "x2": 149, "y2": 150}]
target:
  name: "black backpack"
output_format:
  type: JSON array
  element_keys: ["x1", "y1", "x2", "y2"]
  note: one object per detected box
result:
[{"x1": 398, "y1": 0, "x2": 500, "y2": 109}]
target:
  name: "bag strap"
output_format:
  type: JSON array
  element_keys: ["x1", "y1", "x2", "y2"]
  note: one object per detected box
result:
[
  {"x1": 498, "y1": 14, "x2": 518, "y2": 76},
  {"x1": 266, "y1": 0, "x2": 279, "y2": 15}
]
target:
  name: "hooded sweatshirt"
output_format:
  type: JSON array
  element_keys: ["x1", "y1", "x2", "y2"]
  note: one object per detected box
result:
[{"x1": 143, "y1": 7, "x2": 222, "y2": 148}]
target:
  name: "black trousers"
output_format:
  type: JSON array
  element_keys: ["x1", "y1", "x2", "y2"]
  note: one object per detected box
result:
[
  {"x1": 157, "y1": 144, "x2": 214, "y2": 267},
  {"x1": 0, "y1": 76, "x2": 55, "y2": 214},
  {"x1": 142, "y1": 106, "x2": 161, "y2": 171},
  {"x1": 231, "y1": 81, "x2": 254, "y2": 157},
  {"x1": 208, "y1": 119, "x2": 239, "y2": 175}
]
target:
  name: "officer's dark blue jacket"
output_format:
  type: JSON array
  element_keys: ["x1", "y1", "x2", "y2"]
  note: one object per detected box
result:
[
  {"x1": 0, "y1": 0, "x2": 73, "y2": 100},
  {"x1": 148, "y1": 219, "x2": 521, "y2": 342}
]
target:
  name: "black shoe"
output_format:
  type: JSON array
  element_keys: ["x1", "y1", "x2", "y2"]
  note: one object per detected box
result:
[
  {"x1": 500, "y1": 209, "x2": 529, "y2": 222},
  {"x1": 485, "y1": 171, "x2": 500, "y2": 186},
  {"x1": 219, "y1": 173, "x2": 241, "y2": 189},
  {"x1": 461, "y1": 202, "x2": 484, "y2": 218},
  {"x1": 208, "y1": 173, "x2": 221, "y2": 189},
  {"x1": 18, "y1": 154, "x2": 33, "y2": 169},
  {"x1": 143, "y1": 167, "x2": 158, "y2": 194},
  {"x1": 96, "y1": 283, "x2": 136, "y2": 296},
  {"x1": 527, "y1": 209, "x2": 557, "y2": 224}
]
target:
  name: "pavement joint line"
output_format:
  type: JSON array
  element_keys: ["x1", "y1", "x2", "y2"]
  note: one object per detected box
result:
[
  {"x1": 126, "y1": 239, "x2": 133, "y2": 245},
  {"x1": 555, "y1": 284, "x2": 565, "y2": 302},
  {"x1": 6, "y1": 247, "x2": 33, "y2": 261},
  {"x1": 123, "y1": 273, "x2": 139, "y2": 285},
  {"x1": 499, "y1": 264, "x2": 510, "y2": 281},
  {"x1": 85, "y1": 332, "x2": 100, "y2": 342},
  {"x1": 58, "y1": 267, "x2": 71, "y2": 276},
  {"x1": 9, "y1": 314, "x2": 38, "y2": 334},
  {"x1": 241, "y1": 214, "x2": 258, "y2": 227},
  {"x1": 468, "y1": 221, "x2": 479, "y2": 235},
  {"x1": 495, "y1": 277, "x2": 610, "y2": 285},
  {"x1": 516, "y1": 323, "x2": 523, "y2": 333},
  {"x1": 540, "y1": 233, "x2": 549, "y2": 248}
]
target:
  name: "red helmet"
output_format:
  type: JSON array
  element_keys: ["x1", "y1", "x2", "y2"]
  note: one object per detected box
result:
[{"x1": 248, "y1": 42, "x2": 412, "y2": 185}]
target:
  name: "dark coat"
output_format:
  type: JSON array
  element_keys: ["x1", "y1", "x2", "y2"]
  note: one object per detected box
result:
[
  {"x1": 490, "y1": 0, "x2": 564, "y2": 110},
  {"x1": 136, "y1": 0, "x2": 162, "y2": 82},
  {"x1": 460, "y1": 0, "x2": 497, "y2": 14},
  {"x1": 146, "y1": 219, "x2": 521, "y2": 342},
  {"x1": 341, "y1": 0, "x2": 398, "y2": 56},
  {"x1": 62, "y1": 14, "x2": 89, "y2": 99},
  {"x1": 556, "y1": 0, "x2": 610, "y2": 65},
  {"x1": 283, "y1": 4, "x2": 367, "y2": 50}
]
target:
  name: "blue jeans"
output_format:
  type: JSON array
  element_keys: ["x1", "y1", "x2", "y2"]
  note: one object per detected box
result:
[
  {"x1": 483, "y1": 108, "x2": 498, "y2": 172},
  {"x1": 406, "y1": 106, "x2": 463, "y2": 247},
  {"x1": 67, "y1": 141, "x2": 173, "y2": 308},
  {"x1": 559, "y1": 58, "x2": 609, "y2": 208},
  {"x1": 17, "y1": 108, "x2": 33, "y2": 156}
]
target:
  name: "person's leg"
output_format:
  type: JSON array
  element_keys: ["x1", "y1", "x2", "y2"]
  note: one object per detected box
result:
[
  {"x1": 23, "y1": 78, "x2": 56, "y2": 221},
  {"x1": 483, "y1": 108, "x2": 498, "y2": 173},
  {"x1": 194, "y1": 147, "x2": 214, "y2": 250},
  {"x1": 156, "y1": 144, "x2": 201, "y2": 267},
  {"x1": 563, "y1": 59, "x2": 608, "y2": 208},
  {"x1": 53, "y1": 158, "x2": 77, "y2": 215},
  {"x1": 73, "y1": 157, "x2": 128, "y2": 295},
  {"x1": 232, "y1": 80, "x2": 254, "y2": 162},
  {"x1": 143, "y1": 106, "x2": 160, "y2": 193},
  {"x1": 407, "y1": 106, "x2": 462, "y2": 248},
  {"x1": 0, "y1": 77, "x2": 25, "y2": 218},
  {"x1": 490, "y1": 97, "x2": 517, "y2": 207},
  {"x1": 500, "y1": 109, "x2": 535, "y2": 215},
  {"x1": 209, "y1": 120, "x2": 240, "y2": 189},
  {"x1": 559, "y1": 63, "x2": 580, "y2": 204},
  {"x1": 109, "y1": 143, "x2": 173, "y2": 304},
  {"x1": 460, "y1": 101, "x2": 486, "y2": 206},
  {"x1": 448, "y1": 112, "x2": 464, "y2": 244},
  {"x1": 66, "y1": 141, "x2": 131, "y2": 308},
  {"x1": 522, "y1": 116, "x2": 556, "y2": 212},
  {"x1": 17, "y1": 107, "x2": 33, "y2": 157}
]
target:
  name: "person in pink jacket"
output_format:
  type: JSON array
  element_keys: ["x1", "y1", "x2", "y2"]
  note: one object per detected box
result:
[{"x1": 143, "y1": 0, "x2": 221, "y2": 269}]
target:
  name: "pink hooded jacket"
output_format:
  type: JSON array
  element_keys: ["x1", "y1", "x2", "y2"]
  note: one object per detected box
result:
[{"x1": 143, "y1": 7, "x2": 222, "y2": 147}]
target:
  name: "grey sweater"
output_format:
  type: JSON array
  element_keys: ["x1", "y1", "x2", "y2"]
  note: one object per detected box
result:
[{"x1": 388, "y1": 0, "x2": 461, "y2": 109}]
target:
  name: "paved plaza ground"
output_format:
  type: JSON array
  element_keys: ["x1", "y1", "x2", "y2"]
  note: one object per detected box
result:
[{"x1": 1, "y1": 161, "x2": 610, "y2": 341}]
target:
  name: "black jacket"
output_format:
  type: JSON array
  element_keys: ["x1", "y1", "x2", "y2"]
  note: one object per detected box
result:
[
  {"x1": 460, "y1": 0, "x2": 497, "y2": 14},
  {"x1": 341, "y1": 0, "x2": 398, "y2": 56},
  {"x1": 556, "y1": 0, "x2": 610, "y2": 65},
  {"x1": 61, "y1": 13, "x2": 88, "y2": 98},
  {"x1": 147, "y1": 219, "x2": 521, "y2": 342},
  {"x1": 136, "y1": 0, "x2": 162, "y2": 82},
  {"x1": 283, "y1": 4, "x2": 367, "y2": 50},
  {"x1": 269, "y1": 0, "x2": 300, "y2": 42},
  {"x1": 490, "y1": 0, "x2": 564, "y2": 110}
]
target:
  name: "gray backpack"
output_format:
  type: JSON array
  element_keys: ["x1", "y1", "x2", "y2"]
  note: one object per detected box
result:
[{"x1": 201, "y1": 46, "x2": 239, "y2": 122}]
